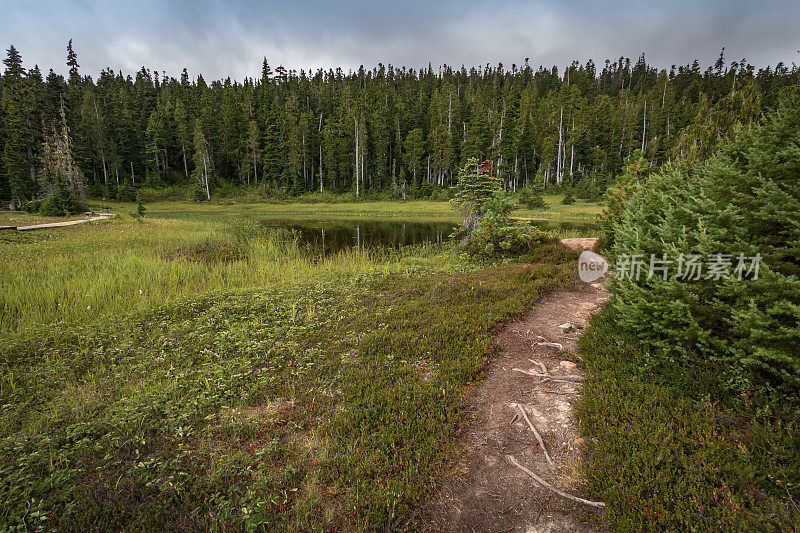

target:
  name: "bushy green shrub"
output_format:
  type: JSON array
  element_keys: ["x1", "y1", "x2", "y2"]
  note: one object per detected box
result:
[
  {"x1": 133, "y1": 193, "x2": 147, "y2": 218},
  {"x1": 560, "y1": 187, "x2": 575, "y2": 205},
  {"x1": 429, "y1": 187, "x2": 451, "y2": 202},
  {"x1": 452, "y1": 159, "x2": 549, "y2": 255},
  {"x1": 464, "y1": 190, "x2": 548, "y2": 256},
  {"x1": 597, "y1": 150, "x2": 650, "y2": 250},
  {"x1": 116, "y1": 184, "x2": 137, "y2": 202},
  {"x1": 574, "y1": 175, "x2": 606, "y2": 201},
  {"x1": 517, "y1": 183, "x2": 547, "y2": 209},
  {"x1": 610, "y1": 97, "x2": 800, "y2": 412},
  {"x1": 136, "y1": 184, "x2": 192, "y2": 203},
  {"x1": 417, "y1": 180, "x2": 433, "y2": 198},
  {"x1": 39, "y1": 184, "x2": 84, "y2": 216},
  {"x1": 23, "y1": 199, "x2": 42, "y2": 213}
]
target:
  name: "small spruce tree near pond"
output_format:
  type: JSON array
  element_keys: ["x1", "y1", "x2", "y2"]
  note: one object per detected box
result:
[
  {"x1": 517, "y1": 181, "x2": 547, "y2": 209},
  {"x1": 451, "y1": 157, "x2": 548, "y2": 255}
]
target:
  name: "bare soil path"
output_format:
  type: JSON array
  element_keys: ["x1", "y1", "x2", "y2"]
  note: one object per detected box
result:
[{"x1": 421, "y1": 241, "x2": 608, "y2": 532}]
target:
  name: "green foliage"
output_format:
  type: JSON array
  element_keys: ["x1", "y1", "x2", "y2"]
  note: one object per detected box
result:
[
  {"x1": 575, "y1": 310, "x2": 800, "y2": 531},
  {"x1": 610, "y1": 99, "x2": 800, "y2": 411},
  {"x1": 116, "y1": 183, "x2": 137, "y2": 202},
  {"x1": 1, "y1": 45, "x2": 36, "y2": 203},
  {"x1": 3, "y1": 43, "x2": 796, "y2": 202},
  {"x1": 597, "y1": 150, "x2": 650, "y2": 249},
  {"x1": 560, "y1": 187, "x2": 575, "y2": 205},
  {"x1": 464, "y1": 190, "x2": 549, "y2": 256},
  {"x1": 466, "y1": 210, "x2": 548, "y2": 256},
  {"x1": 23, "y1": 199, "x2": 41, "y2": 213},
  {"x1": 575, "y1": 95, "x2": 800, "y2": 532},
  {"x1": 451, "y1": 158, "x2": 501, "y2": 218},
  {"x1": 452, "y1": 161, "x2": 550, "y2": 256},
  {"x1": 574, "y1": 175, "x2": 605, "y2": 201},
  {"x1": 0, "y1": 216, "x2": 574, "y2": 530},
  {"x1": 134, "y1": 194, "x2": 146, "y2": 218},
  {"x1": 38, "y1": 182, "x2": 84, "y2": 216},
  {"x1": 517, "y1": 183, "x2": 547, "y2": 209}
]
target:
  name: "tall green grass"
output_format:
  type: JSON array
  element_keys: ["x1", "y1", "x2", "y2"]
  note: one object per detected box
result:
[
  {"x1": 0, "y1": 214, "x2": 453, "y2": 335},
  {"x1": 1, "y1": 200, "x2": 598, "y2": 334}
]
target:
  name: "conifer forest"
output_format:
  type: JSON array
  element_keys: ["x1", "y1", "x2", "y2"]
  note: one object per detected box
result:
[{"x1": 2, "y1": 42, "x2": 796, "y2": 204}]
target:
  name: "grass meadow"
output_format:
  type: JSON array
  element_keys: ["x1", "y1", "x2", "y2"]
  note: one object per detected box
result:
[{"x1": 0, "y1": 200, "x2": 580, "y2": 530}]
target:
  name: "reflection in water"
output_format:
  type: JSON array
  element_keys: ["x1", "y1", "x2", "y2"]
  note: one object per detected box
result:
[
  {"x1": 260, "y1": 219, "x2": 457, "y2": 254},
  {"x1": 258, "y1": 218, "x2": 596, "y2": 254}
]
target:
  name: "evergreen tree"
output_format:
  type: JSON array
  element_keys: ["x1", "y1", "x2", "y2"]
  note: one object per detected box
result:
[
  {"x1": 244, "y1": 120, "x2": 261, "y2": 184},
  {"x1": 1, "y1": 45, "x2": 35, "y2": 204},
  {"x1": 0, "y1": 44, "x2": 795, "y2": 201},
  {"x1": 39, "y1": 100, "x2": 85, "y2": 208},
  {"x1": 402, "y1": 128, "x2": 425, "y2": 187}
]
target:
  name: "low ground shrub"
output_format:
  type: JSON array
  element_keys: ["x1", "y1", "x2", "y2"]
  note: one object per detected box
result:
[{"x1": 575, "y1": 309, "x2": 799, "y2": 531}]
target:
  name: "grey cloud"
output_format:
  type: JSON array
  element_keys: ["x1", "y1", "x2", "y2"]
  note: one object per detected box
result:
[{"x1": 2, "y1": 0, "x2": 798, "y2": 81}]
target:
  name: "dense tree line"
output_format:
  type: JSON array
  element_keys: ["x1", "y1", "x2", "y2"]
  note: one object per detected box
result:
[{"x1": 1, "y1": 42, "x2": 798, "y2": 205}]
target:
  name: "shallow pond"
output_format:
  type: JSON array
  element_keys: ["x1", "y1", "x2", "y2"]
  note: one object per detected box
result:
[
  {"x1": 258, "y1": 218, "x2": 597, "y2": 254},
  {"x1": 259, "y1": 218, "x2": 457, "y2": 253}
]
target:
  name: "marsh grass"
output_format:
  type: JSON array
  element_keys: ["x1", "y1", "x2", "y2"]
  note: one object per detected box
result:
[
  {"x1": 1, "y1": 200, "x2": 597, "y2": 334},
  {"x1": 0, "y1": 214, "x2": 453, "y2": 335},
  {"x1": 138, "y1": 199, "x2": 463, "y2": 222},
  {"x1": 0, "y1": 211, "x2": 87, "y2": 226},
  {"x1": 0, "y1": 200, "x2": 576, "y2": 530},
  {"x1": 512, "y1": 194, "x2": 603, "y2": 222}
]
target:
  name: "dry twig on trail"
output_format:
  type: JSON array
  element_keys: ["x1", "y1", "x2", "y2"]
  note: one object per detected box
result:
[
  {"x1": 529, "y1": 359, "x2": 548, "y2": 375},
  {"x1": 506, "y1": 455, "x2": 605, "y2": 508},
  {"x1": 510, "y1": 403, "x2": 554, "y2": 467},
  {"x1": 512, "y1": 368, "x2": 585, "y2": 383},
  {"x1": 534, "y1": 341, "x2": 564, "y2": 351}
]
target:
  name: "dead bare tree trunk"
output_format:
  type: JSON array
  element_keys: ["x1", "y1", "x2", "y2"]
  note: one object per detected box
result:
[
  {"x1": 642, "y1": 100, "x2": 647, "y2": 153},
  {"x1": 93, "y1": 100, "x2": 108, "y2": 186},
  {"x1": 556, "y1": 106, "x2": 563, "y2": 185},
  {"x1": 202, "y1": 153, "x2": 210, "y2": 200},
  {"x1": 182, "y1": 144, "x2": 189, "y2": 179},
  {"x1": 354, "y1": 116, "x2": 359, "y2": 197},
  {"x1": 569, "y1": 117, "x2": 575, "y2": 183},
  {"x1": 318, "y1": 112, "x2": 323, "y2": 192}
]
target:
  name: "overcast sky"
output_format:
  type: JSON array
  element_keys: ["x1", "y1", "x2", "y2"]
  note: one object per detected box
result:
[{"x1": 3, "y1": 0, "x2": 799, "y2": 81}]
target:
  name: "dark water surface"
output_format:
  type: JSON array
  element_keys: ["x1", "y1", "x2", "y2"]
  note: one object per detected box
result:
[
  {"x1": 260, "y1": 218, "x2": 458, "y2": 253},
  {"x1": 258, "y1": 218, "x2": 597, "y2": 254}
]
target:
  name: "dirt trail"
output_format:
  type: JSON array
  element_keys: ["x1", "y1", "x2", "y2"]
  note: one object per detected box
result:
[{"x1": 421, "y1": 241, "x2": 608, "y2": 532}]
